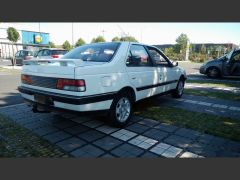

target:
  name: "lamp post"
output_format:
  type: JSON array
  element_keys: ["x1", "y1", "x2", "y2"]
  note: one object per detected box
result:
[
  {"x1": 38, "y1": 22, "x2": 41, "y2": 33},
  {"x1": 185, "y1": 40, "x2": 190, "y2": 61}
]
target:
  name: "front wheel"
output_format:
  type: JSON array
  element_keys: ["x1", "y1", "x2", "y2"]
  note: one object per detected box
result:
[
  {"x1": 108, "y1": 92, "x2": 133, "y2": 127},
  {"x1": 207, "y1": 67, "x2": 221, "y2": 78},
  {"x1": 172, "y1": 78, "x2": 185, "y2": 98}
]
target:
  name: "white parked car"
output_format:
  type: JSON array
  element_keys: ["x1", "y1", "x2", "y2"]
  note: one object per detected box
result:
[
  {"x1": 18, "y1": 42, "x2": 187, "y2": 126},
  {"x1": 34, "y1": 48, "x2": 68, "y2": 59}
]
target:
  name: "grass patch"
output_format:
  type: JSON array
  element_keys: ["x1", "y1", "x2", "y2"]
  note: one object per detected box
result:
[
  {"x1": 187, "y1": 79, "x2": 240, "y2": 88},
  {"x1": 0, "y1": 114, "x2": 69, "y2": 157},
  {"x1": 134, "y1": 99, "x2": 240, "y2": 142},
  {"x1": 184, "y1": 89, "x2": 240, "y2": 102}
]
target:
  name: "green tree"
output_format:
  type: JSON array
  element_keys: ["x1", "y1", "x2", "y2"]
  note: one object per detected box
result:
[
  {"x1": 200, "y1": 44, "x2": 207, "y2": 54},
  {"x1": 175, "y1": 33, "x2": 189, "y2": 54},
  {"x1": 91, "y1": 36, "x2": 106, "y2": 43},
  {"x1": 75, "y1": 38, "x2": 86, "y2": 47},
  {"x1": 7, "y1": 27, "x2": 20, "y2": 66},
  {"x1": 120, "y1": 36, "x2": 138, "y2": 42},
  {"x1": 49, "y1": 41, "x2": 56, "y2": 48},
  {"x1": 62, "y1": 40, "x2": 72, "y2": 51},
  {"x1": 112, "y1": 36, "x2": 120, "y2": 42}
]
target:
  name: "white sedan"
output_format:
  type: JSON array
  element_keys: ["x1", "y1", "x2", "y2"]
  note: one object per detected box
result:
[{"x1": 18, "y1": 42, "x2": 187, "y2": 127}]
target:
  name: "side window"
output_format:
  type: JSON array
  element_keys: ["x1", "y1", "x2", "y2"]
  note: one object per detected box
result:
[
  {"x1": 37, "y1": 50, "x2": 43, "y2": 56},
  {"x1": 19, "y1": 51, "x2": 24, "y2": 57},
  {"x1": 15, "y1": 51, "x2": 20, "y2": 57},
  {"x1": 127, "y1": 45, "x2": 151, "y2": 66},
  {"x1": 232, "y1": 51, "x2": 240, "y2": 62},
  {"x1": 43, "y1": 50, "x2": 50, "y2": 56},
  {"x1": 147, "y1": 47, "x2": 169, "y2": 66}
]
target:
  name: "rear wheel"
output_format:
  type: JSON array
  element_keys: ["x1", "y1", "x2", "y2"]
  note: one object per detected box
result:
[
  {"x1": 172, "y1": 78, "x2": 185, "y2": 98},
  {"x1": 207, "y1": 67, "x2": 221, "y2": 78},
  {"x1": 108, "y1": 91, "x2": 133, "y2": 127}
]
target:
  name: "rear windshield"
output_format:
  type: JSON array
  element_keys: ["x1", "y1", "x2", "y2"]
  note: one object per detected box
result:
[
  {"x1": 62, "y1": 42, "x2": 120, "y2": 62},
  {"x1": 51, "y1": 50, "x2": 68, "y2": 55}
]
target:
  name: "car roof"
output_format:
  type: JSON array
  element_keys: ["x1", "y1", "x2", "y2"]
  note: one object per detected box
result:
[
  {"x1": 74, "y1": 41, "x2": 159, "y2": 49},
  {"x1": 41, "y1": 48, "x2": 66, "y2": 50},
  {"x1": 18, "y1": 50, "x2": 33, "y2": 52}
]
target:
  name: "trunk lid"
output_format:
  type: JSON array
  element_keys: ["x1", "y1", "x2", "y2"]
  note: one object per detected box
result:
[{"x1": 22, "y1": 59, "x2": 84, "y2": 79}]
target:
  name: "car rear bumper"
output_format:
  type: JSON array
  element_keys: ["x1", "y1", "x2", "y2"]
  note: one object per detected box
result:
[{"x1": 18, "y1": 86, "x2": 115, "y2": 112}]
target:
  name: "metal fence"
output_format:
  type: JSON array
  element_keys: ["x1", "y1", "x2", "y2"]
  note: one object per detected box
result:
[{"x1": 0, "y1": 42, "x2": 49, "y2": 60}]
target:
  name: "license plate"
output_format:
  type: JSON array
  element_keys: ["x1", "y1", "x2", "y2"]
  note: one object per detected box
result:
[{"x1": 34, "y1": 94, "x2": 51, "y2": 105}]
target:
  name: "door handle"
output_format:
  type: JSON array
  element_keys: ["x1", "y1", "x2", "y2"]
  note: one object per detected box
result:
[{"x1": 132, "y1": 77, "x2": 136, "y2": 80}]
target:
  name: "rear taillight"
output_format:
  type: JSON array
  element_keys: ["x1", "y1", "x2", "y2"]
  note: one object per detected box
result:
[
  {"x1": 56, "y1": 79, "x2": 86, "y2": 92},
  {"x1": 52, "y1": 55, "x2": 60, "y2": 58},
  {"x1": 21, "y1": 74, "x2": 32, "y2": 84}
]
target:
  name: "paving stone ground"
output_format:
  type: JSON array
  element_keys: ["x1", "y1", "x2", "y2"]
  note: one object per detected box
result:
[
  {"x1": 0, "y1": 103, "x2": 240, "y2": 158},
  {"x1": 185, "y1": 83, "x2": 240, "y2": 94},
  {"x1": 159, "y1": 94, "x2": 240, "y2": 120}
]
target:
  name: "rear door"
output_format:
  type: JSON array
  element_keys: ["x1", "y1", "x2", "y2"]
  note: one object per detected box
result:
[{"x1": 126, "y1": 44, "x2": 158, "y2": 99}]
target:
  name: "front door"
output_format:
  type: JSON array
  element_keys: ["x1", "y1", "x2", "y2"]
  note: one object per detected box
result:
[
  {"x1": 146, "y1": 46, "x2": 179, "y2": 94},
  {"x1": 228, "y1": 50, "x2": 240, "y2": 76}
]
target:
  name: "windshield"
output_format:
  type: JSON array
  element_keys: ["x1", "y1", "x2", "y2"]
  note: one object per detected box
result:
[
  {"x1": 23, "y1": 51, "x2": 33, "y2": 56},
  {"x1": 62, "y1": 42, "x2": 120, "y2": 62},
  {"x1": 226, "y1": 50, "x2": 234, "y2": 60}
]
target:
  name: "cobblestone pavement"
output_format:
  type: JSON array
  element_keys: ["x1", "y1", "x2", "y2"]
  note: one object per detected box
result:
[
  {"x1": 159, "y1": 94, "x2": 240, "y2": 120},
  {"x1": 0, "y1": 103, "x2": 240, "y2": 158},
  {"x1": 0, "y1": 112, "x2": 70, "y2": 157},
  {"x1": 185, "y1": 83, "x2": 240, "y2": 94}
]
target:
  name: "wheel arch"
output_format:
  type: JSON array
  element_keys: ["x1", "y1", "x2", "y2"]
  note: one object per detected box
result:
[
  {"x1": 117, "y1": 86, "x2": 136, "y2": 103},
  {"x1": 206, "y1": 66, "x2": 222, "y2": 76}
]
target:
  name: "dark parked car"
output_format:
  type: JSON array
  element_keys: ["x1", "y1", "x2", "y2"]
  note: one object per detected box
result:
[
  {"x1": 34, "y1": 48, "x2": 68, "y2": 59},
  {"x1": 200, "y1": 49, "x2": 240, "y2": 78},
  {"x1": 15, "y1": 50, "x2": 34, "y2": 65}
]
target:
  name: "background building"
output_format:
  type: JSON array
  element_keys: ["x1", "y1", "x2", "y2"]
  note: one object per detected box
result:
[{"x1": 0, "y1": 28, "x2": 50, "y2": 59}]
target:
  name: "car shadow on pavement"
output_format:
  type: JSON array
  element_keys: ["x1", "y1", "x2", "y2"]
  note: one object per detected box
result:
[{"x1": 0, "y1": 92, "x2": 23, "y2": 107}]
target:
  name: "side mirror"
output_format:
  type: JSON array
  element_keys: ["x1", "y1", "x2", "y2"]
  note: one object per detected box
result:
[
  {"x1": 126, "y1": 56, "x2": 141, "y2": 66},
  {"x1": 172, "y1": 61, "x2": 178, "y2": 66}
]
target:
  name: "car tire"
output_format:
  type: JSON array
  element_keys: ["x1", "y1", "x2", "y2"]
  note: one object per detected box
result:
[
  {"x1": 108, "y1": 91, "x2": 133, "y2": 127},
  {"x1": 207, "y1": 67, "x2": 221, "y2": 78},
  {"x1": 171, "y1": 78, "x2": 185, "y2": 98}
]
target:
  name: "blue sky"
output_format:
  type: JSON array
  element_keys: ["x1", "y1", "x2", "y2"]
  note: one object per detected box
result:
[{"x1": 1, "y1": 23, "x2": 240, "y2": 45}]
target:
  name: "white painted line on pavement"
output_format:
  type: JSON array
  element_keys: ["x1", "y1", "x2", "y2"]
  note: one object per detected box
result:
[
  {"x1": 173, "y1": 98, "x2": 240, "y2": 111},
  {"x1": 229, "y1": 106, "x2": 240, "y2": 111},
  {"x1": 0, "y1": 103, "x2": 25, "y2": 110}
]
